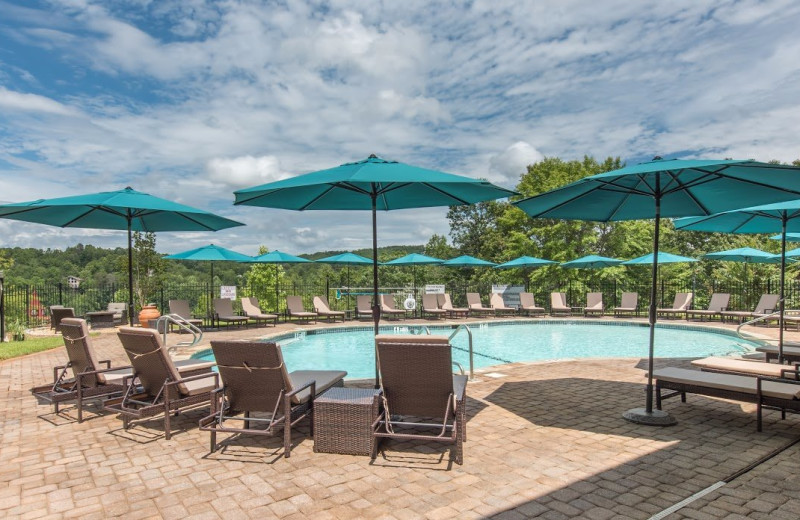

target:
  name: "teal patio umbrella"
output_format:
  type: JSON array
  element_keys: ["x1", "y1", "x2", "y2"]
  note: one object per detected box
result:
[
  {"x1": 442, "y1": 255, "x2": 497, "y2": 299},
  {"x1": 384, "y1": 253, "x2": 444, "y2": 309},
  {"x1": 702, "y1": 247, "x2": 781, "y2": 311},
  {"x1": 513, "y1": 157, "x2": 800, "y2": 425},
  {"x1": 621, "y1": 252, "x2": 697, "y2": 265},
  {"x1": 234, "y1": 154, "x2": 516, "y2": 341},
  {"x1": 561, "y1": 254, "x2": 623, "y2": 268},
  {"x1": 494, "y1": 255, "x2": 556, "y2": 291},
  {"x1": 0, "y1": 187, "x2": 244, "y2": 325},
  {"x1": 250, "y1": 250, "x2": 312, "y2": 313},
  {"x1": 771, "y1": 233, "x2": 800, "y2": 241},
  {"x1": 316, "y1": 252, "x2": 374, "y2": 310},
  {"x1": 675, "y1": 199, "x2": 800, "y2": 361},
  {"x1": 164, "y1": 244, "x2": 253, "y2": 318}
]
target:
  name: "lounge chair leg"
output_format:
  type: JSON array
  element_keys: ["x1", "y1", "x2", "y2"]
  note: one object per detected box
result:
[
  {"x1": 164, "y1": 400, "x2": 171, "y2": 440},
  {"x1": 244, "y1": 411, "x2": 250, "y2": 430},
  {"x1": 757, "y1": 403, "x2": 763, "y2": 432},
  {"x1": 283, "y1": 395, "x2": 292, "y2": 458},
  {"x1": 681, "y1": 392, "x2": 686, "y2": 403},
  {"x1": 210, "y1": 430, "x2": 216, "y2": 453},
  {"x1": 655, "y1": 385, "x2": 662, "y2": 410}
]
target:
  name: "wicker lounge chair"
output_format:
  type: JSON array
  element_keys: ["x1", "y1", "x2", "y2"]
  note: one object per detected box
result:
[
  {"x1": 691, "y1": 356, "x2": 799, "y2": 379},
  {"x1": 373, "y1": 335, "x2": 468, "y2": 464},
  {"x1": 685, "y1": 293, "x2": 730, "y2": 322},
  {"x1": 380, "y1": 294, "x2": 406, "y2": 320},
  {"x1": 50, "y1": 306, "x2": 75, "y2": 333},
  {"x1": 199, "y1": 341, "x2": 346, "y2": 458},
  {"x1": 756, "y1": 344, "x2": 800, "y2": 364},
  {"x1": 212, "y1": 298, "x2": 249, "y2": 328},
  {"x1": 32, "y1": 318, "x2": 129, "y2": 422},
  {"x1": 106, "y1": 302, "x2": 128, "y2": 324},
  {"x1": 720, "y1": 294, "x2": 779, "y2": 324},
  {"x1": 355, "y1": 295, "x2": 373, "y2": 319},
  {"x1": 286, "y1": 295, "x2": 317, "y2": 323},
  {"x1": 654, "y1": 366, "x2": 800, "y2": 431},
  {"x1": 466, "y1": 293, "x2": 494, "y2": 317},
  {"x1": 104, "y1": 327, "x2": 218, "y2": 439},
  {"x1": 550, "y1": 292, "x2": 571, "y2": 316},
  {"x1": 422, "y1": 293, "x2": 446, "y2": 319},
  {"x1": 613, "y1": 292, "x2": 638, "y2": 317},
  {"x1": 312, "y1": 295, "x2": 345, "y2": 322},
  {"x1": 438, "y1": 293, "x2": 469, "y2": 318},
  {"x1": 490, "y1": 293, "x2": 515, "y2": 316},
  {"x1": 168, "y1": 299, "x2": 204, "y2": 329},
  {"x1": 584, "y1": 292, "x2": 604, "y2": 317},
  {"x1": 240, "y1": 296, "x2": 278, "y2": 327},
  {"x1": 656, "y1": 292, "x2": 693, "y2": 319},
  {"x1": 518, "y1": 292, "x2": 545, "y2": 317}
]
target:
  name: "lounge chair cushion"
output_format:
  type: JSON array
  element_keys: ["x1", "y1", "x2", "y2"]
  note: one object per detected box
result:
[
  {"x1": 181, "y1": 378, "x2": 218, "y2": 396},
  {"x1": 288, "y1": 370, "x2": 349, "y2": 404},
  {"x1": 690, "y1": 357, "x2": 789, "y2": 378},
  {"x1": 654, "y1": 367, "x2": 800, "y2": 400}
]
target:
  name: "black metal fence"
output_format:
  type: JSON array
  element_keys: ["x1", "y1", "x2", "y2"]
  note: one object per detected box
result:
[{"x1": 3, "y1": 276, "x2": 799, "y2": 330}]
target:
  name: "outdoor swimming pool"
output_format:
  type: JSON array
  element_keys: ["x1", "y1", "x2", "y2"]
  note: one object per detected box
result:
[{"x1": 193, "y1": 321, "x2": 762, "y2": 380}]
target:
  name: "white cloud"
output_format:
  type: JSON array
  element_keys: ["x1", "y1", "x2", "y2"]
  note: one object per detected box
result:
[
  {"x1": 0, "y1": 87, "x2": 78, "y2": 116},
  {"x1": 488, "y1": 142, "x2": 545, "y2": 184},
  {"x1": 205, "y1": 155, "x2": 285, "y2": 188}
]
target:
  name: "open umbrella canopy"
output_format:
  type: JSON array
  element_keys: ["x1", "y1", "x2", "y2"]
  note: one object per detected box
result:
[
  {"x1": 513, "y1": 157, "x2": 800, "y2": 426},
  {"x1": 493, "y1": 255, "x2": 555, "y2": 269},
  {"x1": 316, "y1": 252, "x2": 373, "y2": 265},
  {"x1": 561, "y1": 254, "x2": 623, "y2": 269},
  {"x1": 383, "y1": 253, "x2": 444, "y2": 265},
  {"x1": 250, "y1": 250, "x2": 311, "y2": 264},
  {"x1": 442, "y1": 255, "x2": 497, "y2": 267},
  {"x1": 702, "y1": 247, "x2": 781, "y2": 264},
  {"x1": 234, "y1": 154, "x2": 516, "y2": 358},
  {"x1": 622, "y1": 252, "x2": 697, "y2": 265},
  {"x1": 0, "y1": 187, "x2": 244, "y2": 325},
  {"x1": 771, "y1": 233, "x2": 800, "y2": 241},
  {"x1": 164, "y1": 244, "x2": 252, "y2": 262}
]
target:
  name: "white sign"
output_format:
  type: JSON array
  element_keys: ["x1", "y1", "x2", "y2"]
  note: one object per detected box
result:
[
  {"x1": 492, "y1": 284, "x2": 525, "y2": 308},
  {"x1": 425, "y1": 284, "x2": 446, "y2": 294},
  {"x1": 220, "y1": 286, "x2": 237, "y2": 300}
]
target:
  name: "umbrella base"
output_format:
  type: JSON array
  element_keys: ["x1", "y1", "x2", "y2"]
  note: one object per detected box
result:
[{"x1": 622, "y1": 408, "x2": 677, "y2": 426}]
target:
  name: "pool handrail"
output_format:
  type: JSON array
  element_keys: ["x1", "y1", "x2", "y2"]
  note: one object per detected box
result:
[{"x1": 449, "y1": 324, "x2": 474, "y2": 380}]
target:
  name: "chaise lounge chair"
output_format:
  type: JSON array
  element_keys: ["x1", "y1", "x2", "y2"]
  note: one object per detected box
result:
[
  {"x1": 32, "y1": 318, "x2": 129, "y2": 423},
  {"x1": 106, "y1": 302, "x2": 128, "y2": 325},
  {"x1": 213, "y1": 298, "x2": 249, "y2": 328},
  {"x1": 421, "y1": 293, "x2": 447, "y2": 319},
  {"x1": 168, "y1": 299, "x2": 204, "y2": 329},
  {"x1": 656, "y1": 292, "x2": 693, "y2": 319},
  {"x1": 313, "y1": 295, "x2": 346, "y2": 322},
  {"x1": 286, "y1": 295, "x2": 318, "y2": 323},
  {"x1": 685, "y1": 293, "x2": 730, "y2": 322},
  {"x1": 355, "y1": 295, "x2": 374, "y2": 320},
  {"x1": 690, "y1": 356, "x2": 799, "y2": 379},
  {"x1": 466, "y1": 293, "x2": 494, "y2": 317},
  {"x1": 438, "y1": 293, "x2": 469, "y2": 318},
  {"x1": 583, "y1": 292, "x2": 604, "y2": 317},
  {"x1": 240, "y1": 296, "x2": 278, "y2": 327},
  {"x1": 654, "y1": 366, "x2": 800, "y2": 431},
  {"x1": 756, "y1": 344, "x2": 800, "y2": 364},
  {"x1": 490, "y1": 293, "x2": 516, "y2": 316},
  {"x1": 380, "y1": 294, "x2": 407, "y2": 320},
  {"x1": 550, "y1": 292, "x2": 571, "y2": 316},
  {"x1": 613, "y1": 292, "x2": 638, "y2": 317},
  {"x1": 50, "y1": 306, "x2": 76, "y2": 333},
  {"x1": 199, "y1": 341, "x2": 346, "y2": 458},
  {"x1": 104, "y1": 327, "x2": 218, "y2": 439},
  {"x1": 373, "y1": 335, "x2": 468, "y2": 464},
  {"x1": 720, "y1": 294, "x2": 779, "y2": 324},
  {"x1": 518, "y1": 292, "x2": 545, "y2": 317}
]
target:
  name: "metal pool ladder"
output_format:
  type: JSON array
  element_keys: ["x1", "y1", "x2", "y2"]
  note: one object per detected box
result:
[
  {"x1": 155, "y1": 314, "x2": 203, "y2": 355},
  {"x1": 449, "y1": 324, "x2": 474, "y2": 380}
]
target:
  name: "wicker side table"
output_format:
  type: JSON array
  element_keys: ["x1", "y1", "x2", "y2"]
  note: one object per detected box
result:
[{"x1": 313, "y1": 387, "x2": 382, "y2": 456}]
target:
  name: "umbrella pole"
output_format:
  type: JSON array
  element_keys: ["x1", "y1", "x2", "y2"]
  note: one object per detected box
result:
[
  {"x1": 127, "y1": 214, "x2": 134, "y2": 326},
  {"x1": 371, "y1": 190, "x2": 381, "y2": 387},
  {"x1": 275, "y1": 265, "x2": 279, "y2": 316},
  {"x1": 779, "y1": 215, "x2": 787, "y2": 362},
  {"x1": 623, "y1": 185, "x2": 675, "y2": 426}
]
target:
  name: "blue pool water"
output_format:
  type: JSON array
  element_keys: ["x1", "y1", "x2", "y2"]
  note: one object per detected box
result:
[{"x1": 193, "y1": 321, "x2": 761, "y2": 380}]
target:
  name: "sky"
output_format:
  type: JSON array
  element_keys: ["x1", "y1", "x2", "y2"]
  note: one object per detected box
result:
[{"x1": 1, "y1": 0, "x2": 799, "y2": 255}]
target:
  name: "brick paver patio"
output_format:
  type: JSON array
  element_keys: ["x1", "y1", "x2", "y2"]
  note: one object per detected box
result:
[{"x1": 2, "y1": 317, "x2": 799, "y2": 519}]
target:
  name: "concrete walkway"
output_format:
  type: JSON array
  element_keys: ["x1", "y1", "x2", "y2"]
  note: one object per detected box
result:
[{"x1": 2, "y1": 317, "x2": 799, "y2": 519}]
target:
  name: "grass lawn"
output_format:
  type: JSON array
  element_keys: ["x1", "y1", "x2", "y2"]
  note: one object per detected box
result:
[{"x1": 0, "y1": 336, "x2": 65, "y2": 360}]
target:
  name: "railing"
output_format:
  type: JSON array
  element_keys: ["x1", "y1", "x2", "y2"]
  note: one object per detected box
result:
[
  {"x1": 449, "y1": 324, "x2": 474, "y2": 380},
  {"x1": 155, "y1": 314, "x2": 203, "y2": 355},
  {"x1": 736, "y1": 309, "x2": 784, "y2": 339}
]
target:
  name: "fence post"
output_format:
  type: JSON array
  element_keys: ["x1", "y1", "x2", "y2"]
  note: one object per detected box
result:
[
  {"x1": 58, "y1": 282, "x2": 63, "y2": 305},
  {"x1": 160, "y1": 287, "x2": 165, "y2": 312},
  {"x1": 0, "y1": 271, "x2": 5, "y2": 342}
]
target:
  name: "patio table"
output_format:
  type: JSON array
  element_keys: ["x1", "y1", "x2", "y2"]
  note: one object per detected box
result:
[{"x1": 313, "y1": 387, "x2": 382, "y2": 456}]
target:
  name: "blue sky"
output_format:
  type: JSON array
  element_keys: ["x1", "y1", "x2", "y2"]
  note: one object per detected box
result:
[{"x1": 1, "y1": 0, "x2": 799, "y2": 254}]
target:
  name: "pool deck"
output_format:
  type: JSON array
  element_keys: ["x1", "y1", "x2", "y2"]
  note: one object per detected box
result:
[{"x1": 2, "y1": 316, "x2": 800, "y2": 519}]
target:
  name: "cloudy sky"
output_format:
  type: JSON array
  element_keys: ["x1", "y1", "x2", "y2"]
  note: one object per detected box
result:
[{"x1": 1, "y1": 0, "x2": 799, "y2": 255}]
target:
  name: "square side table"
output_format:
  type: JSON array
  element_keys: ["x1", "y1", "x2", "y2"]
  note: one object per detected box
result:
[{"x1": 313, "y1": 387, "x2": 382, "y2": 456}]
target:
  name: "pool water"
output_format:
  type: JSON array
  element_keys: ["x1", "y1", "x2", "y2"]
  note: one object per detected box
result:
[{"x1": 193, "y1": 321, "x2": 760, "y2": 380}]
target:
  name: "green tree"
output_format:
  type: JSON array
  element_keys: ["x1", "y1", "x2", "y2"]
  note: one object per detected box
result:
[
  {"x1": 119, "y1": 232, "x2": 164, "y2": 311},
  {"x1": 243, "y1": 246, "x2": 284, "y2": 313}
]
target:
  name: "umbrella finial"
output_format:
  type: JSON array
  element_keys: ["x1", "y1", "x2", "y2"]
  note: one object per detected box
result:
[
  {"x1": 368, "y1": 153, "x2": 378, "y2": 159},
  {"x1": 652, "y1": 156, "x2": 662, "y2": 161}
]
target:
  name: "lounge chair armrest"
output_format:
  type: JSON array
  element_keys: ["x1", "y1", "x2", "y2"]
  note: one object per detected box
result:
[
  {"x1": 780, "y1": 368, "x2": 800, "y2": 380},
  {"x1": 75, "y1": 364, "x2": 134, "y2": 384},
  {"x1": 285, "y1": 379, "x2": 315, "y2": 398},
  {"x1": 453, "y1": 374, "x2": 468, "y2": 403}
]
